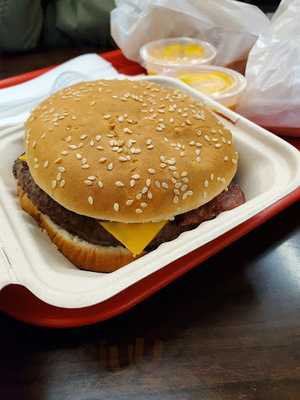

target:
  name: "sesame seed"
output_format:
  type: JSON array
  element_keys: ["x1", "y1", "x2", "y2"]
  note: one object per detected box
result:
[
  {"x1": 160, "y1": 163, "x2": 166, "y2": 168},
  {"x1": 173, "y1": 196, "x2": 179, "y2": 204},
  {"x1": 90, "y1": 101, "x2": 96, "y2": 106},
  {"x1": 103, "y1": 114, "x2": 111, "y2": 119},
  {"x1": 146, "y1": 178, "x2": 151, "y2": 187},
  {"x1": 232, "y1": 158, "x2": 237, "y2": 164},
  {"x1": 117, "y1": 116, "x2": 124, "y2": 123},
  {"x1": 180, "y1": 151, "x2": 185, "y2": 157},
  {"x1": 113, "y1": 203, "x2": 119, "y2": 212},
  {"x1": 95, "y1": 135, "x2": 102, "y2": 142},
  {"x1": 135, "y1": 208, "x2": 143, "y2": 214},
  {"x1": 228, "y1": 140, "x2": 232, "y2": 145},
  {"x1": 147, "y1": 191, "x2": 153, "y2": 200},
  {"x1": 76, "y1": 153, "x2": 82, "y2": 160},
  {"x1": 61, "y1": 150, "x2": 69, "y2": 156},
  {"x1": 141, "y1": 202, "x2": 147, "y2": 208},
  {"x1": 56, "y1": 172, "x2": 62, "y2": 181},
  {"x1": 141, "y1": 186, "x2": 148, "y2": 194},
  {"x1": 43, "y1": 161, "x2": 49, "y2": 168},
  {"x1": 84, "y1": 180, "x2": 93, "y2": 186},
  {"x1": 161, "y1": 182, "x2": 169, "y2": 189},
  {"x1": 210, "y1": 173, "x2": 214, "y2": 181},
  {"x1": 204, "y1": 135, "x2": 210, "y2": 142},
  {"x1": 155, "y1": 180, "x2": 161, "y2": 188},
  {"x1": 174, "y1": 188, "x2": 180, "y2": 195},
  {"x1": 130, "y1": 179, "x2": 136, "y2": 187},
  {"x1": 204, "y1": 180, "x2": 209, "y2": 188},
  {"x1": 123, "y1": 127, "x2": 133, "y2": 134},
  {"x1": 96, "y1": 146, "x2": 104, "y2": 150},
  {"x1": 58, "y1": 166, "x2": 65, "y2": 172},
  {"x1": 54, "y1": 158, "x2": 62, "y2": 164},
  {"x1": 98, "y1": 180, "x2": 104, "y2": 188},
  {"x1": 60, "y1": 180, "x2": 65, "y2": 188},
  {"x1": 196, "y1": 157, "x2": 201, "y2": 162},
  {"x1": 87, "y1": 176, "x2": 95, "y2": 181},
  {"x1": 146, "y1": 139, "x2": 152, "y2": 145},
  {"x1": 90, "y1": 140, "x2": 95, "y2": 147},
  {"x1": 68, "y1": 144, "x2": 77, "y2": 150},
  {"x1": 181, "y1": 171, "x2": 188, "y2": 177},
  {"x1": 195, "y1": 149, "x2": 201, "y2": 156},
  {"x1": 132, "y1": 174, "x2": 140, "y2": 180},
  {"x1": 51, "y1": 180, "x2": 57, "y2": 189},
  {"x1": 107, "y1": 162, "x2": 113, "y2": 171},
  {"x1": 181, "y1": 184, "x2": 188, "y2": 192},
  {"x1": 136, "y1": 193, "x2": 142, "y2": 200},
  {"x1": 126, "y1": 199, "x2": 134, "y2": 206},
  {"x1": 167, "y1": 159, "x2": 176, "y2": 165},
  {"x1": 88, "y1": 196, "x2": 94, "y2": 205},
  {"x1": 115, "y1": 181, "x2": 124, "y2": 187},
  {"x1": 32, "y1": 141, "x2": 37, "y2": 149},
  {"x1": 147, "y1": 144, "x2": 154, "y2": 150},
  {"x1": 130, "y1": 147, "x2": 141, "y2": 154},
  {"x1": 148, "y1": 168, "x2": 156, "y2": 174},
  {"x1": 224, "y1": 156, "x2": 229, "y2": 161},
  {"x1": 215, "y1": 143, "x2": 222, "y2": 148},
  {"x1": 80, "y1": 134, "x2": 88, "y2": 140},
  {"x1": 65, "y1": 136, "x2": 72, "y2": 142}
]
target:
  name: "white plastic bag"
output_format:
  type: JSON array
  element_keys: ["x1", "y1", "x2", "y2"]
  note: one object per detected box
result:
[
  {"x1": 237, "y1": 0, "x2": 300, "y2": 130},
  {"x1": 111, "y1": 0, "x2": 270, "y2": 67}
]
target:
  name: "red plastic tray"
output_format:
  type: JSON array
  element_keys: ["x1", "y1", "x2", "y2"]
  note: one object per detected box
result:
[{"x1": 0, "y1": 50, "x2": 299, "y2": 327}]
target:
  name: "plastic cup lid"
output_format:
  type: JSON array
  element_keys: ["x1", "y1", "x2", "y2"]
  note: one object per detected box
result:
[
  {"x1": 174, "y1": 66, "x2": 247, "y2": 101},
  {"x1": 140, "y1": 37, "x2": 217, "y2": 68}
]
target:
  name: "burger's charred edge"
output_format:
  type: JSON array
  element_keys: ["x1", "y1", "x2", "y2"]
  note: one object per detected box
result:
[{"x1": 13, "y1": 158, "x2": 246, "y2": 252}]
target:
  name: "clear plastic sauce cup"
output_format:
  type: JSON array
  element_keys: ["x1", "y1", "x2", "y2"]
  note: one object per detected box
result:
[
  {"x1": 140, "y1": 38, "x2": 217, "y2": 75},
  {"x1": 175, "y1": 66, "x2": 247, "y2": 109}
]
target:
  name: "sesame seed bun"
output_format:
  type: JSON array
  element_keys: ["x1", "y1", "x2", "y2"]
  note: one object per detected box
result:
[{"x1": 25, "y1": 79, "x2": 238, "y2": 223}]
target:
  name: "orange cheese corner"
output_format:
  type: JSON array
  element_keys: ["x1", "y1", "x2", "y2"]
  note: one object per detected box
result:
[{"x1": 99, "y1": 220, "x2": 167, "y2": 256}]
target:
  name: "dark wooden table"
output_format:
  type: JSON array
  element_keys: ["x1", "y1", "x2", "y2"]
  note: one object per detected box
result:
[{"x1": 0, "y1": 50, "x2": 300, "y2": 400}]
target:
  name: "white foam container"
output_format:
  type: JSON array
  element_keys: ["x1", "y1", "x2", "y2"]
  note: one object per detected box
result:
[{"x1": 0, "y1": 76, "x2": 299, "y2": 309}]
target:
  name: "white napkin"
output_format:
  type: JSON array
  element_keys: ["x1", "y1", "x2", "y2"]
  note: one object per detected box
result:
[{"x1": 0, "y1": 53, "x2": 122, "y2": 125}]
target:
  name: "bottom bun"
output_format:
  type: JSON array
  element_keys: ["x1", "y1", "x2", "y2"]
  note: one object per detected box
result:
[{"x1": 18, "y1": 188, "x2": 139, "y2": 273}]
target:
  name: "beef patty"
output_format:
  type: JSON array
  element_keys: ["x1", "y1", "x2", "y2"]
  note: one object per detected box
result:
[{"x1": 13, "y1": 159, "x2": 246, "y2": 251}]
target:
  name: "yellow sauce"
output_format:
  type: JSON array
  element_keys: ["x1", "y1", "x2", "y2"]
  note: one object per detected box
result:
[
  {"x1": 179, "y1": 71, "x2": 235, "y2": 96},
  {"x1": 151, "y1": 43, "x2": 204, "y2": 63}
]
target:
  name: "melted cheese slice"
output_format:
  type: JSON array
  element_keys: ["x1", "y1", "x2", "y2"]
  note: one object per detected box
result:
[
  {"x1": 19, "y1": 153, "x2": 27, "y2": 161},
  {"x1": 99, "y1": 221, "x2": 167, "y2": 256}
]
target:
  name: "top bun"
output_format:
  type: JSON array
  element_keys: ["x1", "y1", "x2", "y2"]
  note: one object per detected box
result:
[{"x1": 25, "y1": 79, "x2": 238, "y2": 223}]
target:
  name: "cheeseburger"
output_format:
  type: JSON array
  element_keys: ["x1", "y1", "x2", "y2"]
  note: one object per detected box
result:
[{"x1": 13, "y1": 80, "x2": 245, "y2": 272}]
